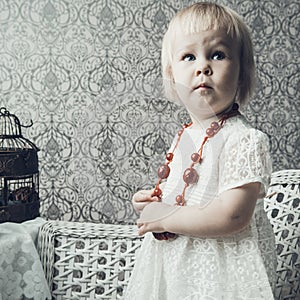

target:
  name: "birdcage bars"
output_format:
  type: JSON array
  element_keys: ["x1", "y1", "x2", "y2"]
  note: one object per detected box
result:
[
  {"x1": 0, "y1": 175, "x2": 39, "y2": 206},
  {"x1": 0, "y1": 107, "x2": 40, "y2": 223}
]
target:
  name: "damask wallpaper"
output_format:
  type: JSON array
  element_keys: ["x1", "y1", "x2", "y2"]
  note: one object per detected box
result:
[{"x1": 0, "y1": 0, "x2": 298, "y2": 223}]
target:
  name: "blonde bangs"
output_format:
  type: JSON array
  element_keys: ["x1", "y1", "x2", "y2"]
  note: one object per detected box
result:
[{"x1": 169, "y1": 3, "x2": 241, "y2": 39}]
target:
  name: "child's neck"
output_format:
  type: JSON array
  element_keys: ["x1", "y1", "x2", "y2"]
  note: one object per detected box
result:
[
  {"x1": 190, "y1": 115, "x2": 219, "y2": 130},
  {"x1": 189, "y1": 104, "x2": 237, "y2": 130}
]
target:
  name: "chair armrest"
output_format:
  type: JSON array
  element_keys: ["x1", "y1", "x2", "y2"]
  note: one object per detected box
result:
[{"x1": 37, "y1": 221, "x2": 142, "y2": 300}]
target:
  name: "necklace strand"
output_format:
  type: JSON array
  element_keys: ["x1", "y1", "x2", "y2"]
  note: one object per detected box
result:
[{"x1": 151, "y1": 103, "x2": 240, "y2": 240}]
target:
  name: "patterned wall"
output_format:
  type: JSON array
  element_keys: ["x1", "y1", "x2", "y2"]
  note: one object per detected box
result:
[{"x1": 0, "y1": 0, "x2": 298, "y2": 223}]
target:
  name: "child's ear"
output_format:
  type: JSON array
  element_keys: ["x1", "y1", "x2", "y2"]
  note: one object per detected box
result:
[{"x1": 166, "y1": 65, "x2": 173, "y2": 81}]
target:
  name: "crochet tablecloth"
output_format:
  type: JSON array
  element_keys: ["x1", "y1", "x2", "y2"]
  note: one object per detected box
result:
[{"x1": 0, "y1": 217, "x2": 51, "y2": 300}]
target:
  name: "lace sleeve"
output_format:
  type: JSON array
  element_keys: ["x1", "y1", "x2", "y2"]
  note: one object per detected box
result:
[{"x1": 218, "y1": 129, "x2": 272, "y2": 197}]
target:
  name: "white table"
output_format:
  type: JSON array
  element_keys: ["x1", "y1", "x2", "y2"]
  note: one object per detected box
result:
[{"x1": 0, "y1": 217, "x2": 51, "y2": 300}]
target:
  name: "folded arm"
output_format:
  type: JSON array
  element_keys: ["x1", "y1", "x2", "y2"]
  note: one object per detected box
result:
[{"x1": 137, "y1": 182, "x2": 260, "y2": 237}]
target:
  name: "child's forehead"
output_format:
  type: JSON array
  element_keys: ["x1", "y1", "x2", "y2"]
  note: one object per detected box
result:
[
  {"x1": 171, "y1": 20, "x2": 234, "y2": 38},
  {"x1": 170, "y1": 27, "x2": 235, "y2": 48},
  {"x1": 171, "y1": 29, "x2": 238, "y2": 55}
]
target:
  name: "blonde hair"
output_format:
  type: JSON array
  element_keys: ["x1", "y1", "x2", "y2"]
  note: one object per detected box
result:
[{"x1": 161, "y1": 2, "x2": 255, "y2": 106}]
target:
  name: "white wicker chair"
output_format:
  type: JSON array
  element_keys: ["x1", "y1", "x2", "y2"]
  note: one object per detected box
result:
[
  {"x1": 38, "y1": 222, "x2": 143, "y2": 299},
  {"x1": 38, "y1": 169, "x2": 300, "y2": 300},
  {"x1": 264, "y1": 169, "x2": 300, "y2": 300}
]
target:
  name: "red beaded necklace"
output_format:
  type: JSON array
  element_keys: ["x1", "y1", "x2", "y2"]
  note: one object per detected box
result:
[{"x1": 151, "y1": 103, "x2": 240, "y2": 240}]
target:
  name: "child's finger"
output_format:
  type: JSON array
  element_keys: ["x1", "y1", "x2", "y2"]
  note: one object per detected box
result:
[
  {"x1": 133, "y1": 190, "x2": 160, "y2": 203},
  {"x1": 137, "y1": 222, "x2": 147, "y2": 236}
]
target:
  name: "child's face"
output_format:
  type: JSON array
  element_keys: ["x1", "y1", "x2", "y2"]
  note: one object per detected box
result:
[{"x1": 171, "y1": 29, "x2": 240, "y2": 122}]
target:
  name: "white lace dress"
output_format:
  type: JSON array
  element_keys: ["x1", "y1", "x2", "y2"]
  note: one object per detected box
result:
[{"x1": 125, "y1": 115, "x2": 276, "y2": 300}]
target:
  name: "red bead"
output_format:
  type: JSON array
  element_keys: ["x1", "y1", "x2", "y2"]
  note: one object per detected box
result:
[
  {"x1": 152, "y1": 187, "x2": 162, "y2": 197},
  {"x1": 176, "y1": 194, "x2": 186, "y2": 206},
  {"x1": 157, "y1": 164, "x2": 170, "y2": 179},
  {"x1": 176, "y1": 194, "x2": 184, "y2": 205},
  {"x1": 166, "y1": 152, "x2": 174, "y2": 161},
  {"x1": 183, "y1": 167, "x2": 199, "y2": 184},
  {"x1": 206, "y1": 127, "x2": 214, "y2": 137},
  {"x1": 178, "y1": 129, "x2": 184, "y2": 136},
  {"x1": 154, "y1": 231, "x2": 177, "y2": 240},
  {"x1": 191, "y1": 152, "x2": 200, "y2": 163},
  {"x1": 164, "y1": 232, "x2": 177, "y2": 239},
  {"x1": 153, "y1": 232, "x2": 165, "y2": 240},
  {"x1": 211, "y1": 121, "x2": 219, "y2": 131}
]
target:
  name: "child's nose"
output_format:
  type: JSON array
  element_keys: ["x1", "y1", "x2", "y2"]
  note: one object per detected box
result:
[{"x1": 195, "y1": 64, "x2": 212, "y2": 76}]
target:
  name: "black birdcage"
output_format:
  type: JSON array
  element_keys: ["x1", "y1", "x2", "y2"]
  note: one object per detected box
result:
[{"x1": 0, "y1": 107, "x2": 40, "y2": 223}]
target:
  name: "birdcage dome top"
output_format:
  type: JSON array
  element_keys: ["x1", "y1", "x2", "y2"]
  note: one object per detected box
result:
[{"x1": 0, "y1": 107, "x2": 39, "y2": 151}]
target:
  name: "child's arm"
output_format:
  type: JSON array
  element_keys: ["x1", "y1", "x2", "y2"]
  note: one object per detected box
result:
[{"x1": 137, "y1": 182, "x2": 260, "y2": 237}]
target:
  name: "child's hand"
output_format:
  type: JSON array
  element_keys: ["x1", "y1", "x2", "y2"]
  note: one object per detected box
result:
[{"x1": 132, "y1": 189, "x2": 161, "y2": 214}]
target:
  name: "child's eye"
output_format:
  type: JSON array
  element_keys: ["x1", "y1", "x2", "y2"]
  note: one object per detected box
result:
[
  {"x1": 183, "y1": 54, "x2": 196, "y2": 61},
  {"x1": 211, "y1": 51, "x2": 226, "y2": 60}
]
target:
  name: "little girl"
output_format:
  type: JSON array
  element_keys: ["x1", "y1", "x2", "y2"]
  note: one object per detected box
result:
[{"x1": 125, "y1": 2, "x2": 276, "y2": 299}]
